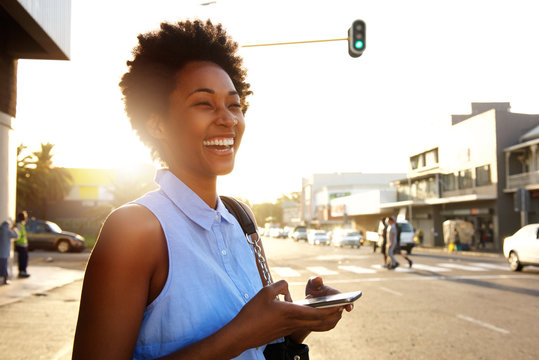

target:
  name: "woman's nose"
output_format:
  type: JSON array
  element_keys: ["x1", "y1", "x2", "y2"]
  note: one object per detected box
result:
[{"x1": 215, "y1": 106, "x2": 238, "y2": 126}]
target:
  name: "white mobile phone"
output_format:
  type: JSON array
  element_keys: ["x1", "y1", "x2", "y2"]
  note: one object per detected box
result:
[{"x1": 293, "y1": 290, "x2": 362, "y2": 308}]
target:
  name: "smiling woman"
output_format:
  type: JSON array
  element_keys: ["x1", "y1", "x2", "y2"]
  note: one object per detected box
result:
[{"x1": 72, "y1": 19, "x2": 352, "y2": 360}]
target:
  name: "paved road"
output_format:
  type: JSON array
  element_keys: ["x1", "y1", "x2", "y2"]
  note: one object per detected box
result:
[
  {"x1": 262, "y1": 237, "x2": 539, "y2": 360},
  {"x1": 1, "y1": 240, "x2": 537, "y2": 359}
]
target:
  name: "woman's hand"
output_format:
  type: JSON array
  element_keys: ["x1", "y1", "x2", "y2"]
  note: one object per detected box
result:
[
  {"x1": 305, "y1": 276, "x2": 354, "y2": 312},
  {"x1": 225, "y1": 279, "x2": 345, "y2": 353},
  {"x1": 285, "y1": 276, "x2": 354, "y2": 344}
]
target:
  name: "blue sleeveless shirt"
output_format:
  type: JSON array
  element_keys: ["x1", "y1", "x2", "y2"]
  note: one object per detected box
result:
[{"x1": 132, "y1": 170, "x2": 265, "y2": 359}]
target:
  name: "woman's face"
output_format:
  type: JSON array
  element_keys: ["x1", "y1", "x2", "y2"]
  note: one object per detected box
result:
[{"x1": 156, "y1": 61, "x2": 245, "y2": 179}]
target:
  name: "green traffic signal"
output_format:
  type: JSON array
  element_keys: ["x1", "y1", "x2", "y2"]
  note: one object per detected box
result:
[{"x1": 348, "y1": 19, "x2": 366, "y2": 58}]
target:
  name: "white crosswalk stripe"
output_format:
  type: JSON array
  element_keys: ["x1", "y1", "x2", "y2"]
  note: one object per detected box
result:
[
  {"x1": 272, "y1": 261, "x2": 507, "y2": 278},
  {"x1": 339, "y1": 265, "x2": 377, "y2": 274},
  {"x1": 272, "y1": 267, "x2": 301, "y2": 277},
  {"x1": 306, "y1": 266, "x2": 338, "y2": 275},
  {"x1": 410, "y1": 263, "x2": 452, "y2": 272},
  {"x1": 438, "y1": 263, "x2": 487, "y2": 271},
  {"x1": 371, "y1": 264, "x2": 413, "y2": 272},
  {"x1": 468, "y1": 262, "x2": 510, "y2": 271}
]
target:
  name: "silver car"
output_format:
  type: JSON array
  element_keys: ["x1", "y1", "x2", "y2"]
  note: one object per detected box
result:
[
  {"x1": 332, "y1": 230, "x2": 362, "y2": 248},
  {"x1": 308, "y1": 230, "x2": 330, "y2": 245}
]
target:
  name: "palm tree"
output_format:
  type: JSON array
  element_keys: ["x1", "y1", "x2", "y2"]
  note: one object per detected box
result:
[{"x1": 16, "y1": 143, "x2": 72, "y2": 218}]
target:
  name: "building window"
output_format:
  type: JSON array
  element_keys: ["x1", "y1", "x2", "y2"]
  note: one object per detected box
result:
[
  {"x1": 441, "y1": 173, "x2": 457, "y2": 191},
  {"x1": 410, "y1": 155, "x2": 419, "y2": 170},
  {"x1": 458, "y1": 169, "x2": 473, "y2": 189},
  {"x1": 426, "y1": 177, "x2": 438, "y2": 198},
  {"x1": 410, "y1": 148, "x2": 438, "y2": 170},
  {"x1": 425, "y1": 149, "x2": 439, "y2": 167},
  {"x1": 476, "y1": 165, "x2": 492, "y2": 186},
  {"x1": 397, "y1": 183, "x2": 411, "y2": 201}
]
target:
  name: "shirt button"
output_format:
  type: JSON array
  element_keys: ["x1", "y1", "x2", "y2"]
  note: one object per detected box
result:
[
  {"x1": 215, "y1": 213, "x2": 219, "y2": 220},
  {"x1": 221, "y1": 250, "x2": 227, "y2": 256},
  {"x1": 244, "y1": 293, "x2": 249, "y2": 299}
]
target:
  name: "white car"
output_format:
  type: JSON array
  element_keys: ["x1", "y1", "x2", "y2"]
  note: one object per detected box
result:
[
  {"x1": 332, "y1": 229, "x2": 362, "y2": 248},
  {"x1": 503, "y1": 223, "x2": 539, "y2": 271},
  {"x1": 308, "y1": 230, "x2": 330, "y2": 245}
]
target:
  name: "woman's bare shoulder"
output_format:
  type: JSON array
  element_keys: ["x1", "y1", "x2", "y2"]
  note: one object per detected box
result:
[{"x1": 90, "y1": 203, "x2": 164, "y2": 266}]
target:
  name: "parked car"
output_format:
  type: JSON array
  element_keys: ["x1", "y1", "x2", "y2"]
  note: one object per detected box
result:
[
  {"x1": 26, "y1": 219, "x2": 85, "y2": 253},
  {"x1": 503, "y1": 223, "x2": 539, "y2": 271},
  {"x1": 396, "y1": 221, "x2": 416, "y2": 254},
  {"x1": 308, "y1": 230, "x2": 330, "y2": 245},
  {"x1": 331, "y1": 229, "x2": 362, "y2": 248},
  {"x1": 291, "y1": 226, "x2": 308, "y2": 242},
  {"x1": 268, "y1": 227, "x2": 287, "y2": 238}
]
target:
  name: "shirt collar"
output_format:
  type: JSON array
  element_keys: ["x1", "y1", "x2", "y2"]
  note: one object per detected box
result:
[{"x1": 155, "y1": 169, "x2": 235, "y2": 230}]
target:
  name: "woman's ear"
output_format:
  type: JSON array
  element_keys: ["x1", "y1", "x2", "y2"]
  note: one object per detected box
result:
[{"x1": 146, "y1": 114, "x2": 167, "y2": 140}]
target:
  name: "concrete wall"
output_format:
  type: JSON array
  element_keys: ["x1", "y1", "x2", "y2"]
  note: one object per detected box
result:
[{"x1": 0, "y1": 112, "x2": 17, "y2": 223}]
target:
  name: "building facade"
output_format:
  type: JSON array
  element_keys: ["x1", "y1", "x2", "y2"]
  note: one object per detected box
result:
[
  {"x1": 0, "y1": 0, "x2": 71, "y2": 223},
  {"x1": 388, "y1": 103, "x2": 539, "y2": 249},
  {"x1": 504, "y1": 125, "x2": 539, "y2": 226},
  {"x1": 301, "y1": 172, "x2": 405, "y2": 229}
]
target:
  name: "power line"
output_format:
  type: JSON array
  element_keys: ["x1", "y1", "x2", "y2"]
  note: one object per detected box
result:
[{"x1": 242, "y1": 37, "x2": 348, "y2": 48}]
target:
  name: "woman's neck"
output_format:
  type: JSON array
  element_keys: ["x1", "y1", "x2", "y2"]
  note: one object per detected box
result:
[{"x1": 168, "y1": 167, "x2": 218, "y2": 209}]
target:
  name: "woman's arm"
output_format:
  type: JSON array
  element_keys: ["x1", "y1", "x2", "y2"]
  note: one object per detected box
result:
[{"x1": 73, "y1": 204, "x2": 168, "y2": 359}]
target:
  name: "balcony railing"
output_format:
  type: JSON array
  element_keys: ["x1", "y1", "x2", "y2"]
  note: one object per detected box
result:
[{"x1": 506, "y1": 170, "x2": 539, "y2": 190}]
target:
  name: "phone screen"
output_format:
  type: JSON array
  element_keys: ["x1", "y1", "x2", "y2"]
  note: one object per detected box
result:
[{"x1": 293, "y1": 290, "x2": 362, "y2": 308}]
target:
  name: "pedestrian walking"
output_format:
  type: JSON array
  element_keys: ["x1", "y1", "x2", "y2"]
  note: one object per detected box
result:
[
  {"x1": 73, "y1": 19, "x2": 352, "y2": 360},
  {"x1": 14, "y1": 211, "x2": 30, "y2": 278},
  {"x1": 1, "y1": 218, "x2": 19, "y2": 285},
  {"x1": 374, "y1": 217, "x2": 384, "y2": 254},
  {"x1": 378, "y1": 217, "x2": 388, "y2": 264},
  {"x1": 386, "y1": 217, "x2": 399, "y2": 269},
  {"x1": 394, "y1": 222, "x2": 413, "y2": 268}
]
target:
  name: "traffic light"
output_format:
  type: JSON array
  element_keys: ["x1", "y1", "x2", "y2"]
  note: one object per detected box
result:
[{"x1": 348, "y1": 20, "x2": 366, "y2": 58}]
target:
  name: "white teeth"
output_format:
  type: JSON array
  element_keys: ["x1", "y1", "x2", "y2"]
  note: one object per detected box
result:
[{"x1": 203, "y1": 138, "x2": 234, "y2": 146}]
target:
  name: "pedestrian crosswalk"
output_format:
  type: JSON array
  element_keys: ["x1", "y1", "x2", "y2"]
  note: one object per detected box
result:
[{"x1": 270, "y1": 261, "x2": 510, "y2": 278}]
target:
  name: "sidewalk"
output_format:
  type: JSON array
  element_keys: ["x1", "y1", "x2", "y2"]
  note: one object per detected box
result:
[
  {"x1": 0, "y1": 266, "x2": 84, "y2": 360},
  {"x1": 0, "y1": 265, "x2": 84, "y2": 306}
]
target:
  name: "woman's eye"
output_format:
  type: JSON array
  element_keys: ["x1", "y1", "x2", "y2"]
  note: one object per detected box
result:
[
  {"x1": 195, "y1": 102, "x2": 212, "y2": 108},
  {"x1": 229, "y1": 103, "x2": 242, "y2": 109}
]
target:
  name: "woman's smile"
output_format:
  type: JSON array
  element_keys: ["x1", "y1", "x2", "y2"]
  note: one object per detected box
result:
[{"x1": 203, "y1": 136, "x2": 235, "y2": 154}]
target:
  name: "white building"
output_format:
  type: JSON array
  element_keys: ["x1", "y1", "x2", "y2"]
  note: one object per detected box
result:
[{"x1": 301, "y1": 172, "x2": 405, "y2": 228}]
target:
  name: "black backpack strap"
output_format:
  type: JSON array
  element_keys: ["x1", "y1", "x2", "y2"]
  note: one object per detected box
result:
[{"x1": 220, "y1": 196, "x2": 257, "y2": 235}]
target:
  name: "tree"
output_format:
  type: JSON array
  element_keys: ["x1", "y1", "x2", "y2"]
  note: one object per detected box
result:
[{"x1": 16, "y1": 143, "x2": 72, "y2": 218}]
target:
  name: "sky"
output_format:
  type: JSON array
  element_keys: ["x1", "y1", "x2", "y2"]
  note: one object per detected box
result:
[{"x1": 14, "y1": 0, "x2": 539, "y2": 203}]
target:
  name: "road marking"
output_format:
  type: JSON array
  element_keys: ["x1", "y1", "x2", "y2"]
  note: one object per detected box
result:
[
  {"x1": 379, "y1": 286, "x2": 403, "y2": 296},
  {"x1": 307, "y1": 266, "x2": 338, "y2": 275},
  {"x1": 438, "y1": 263, "x2": 487, "y2": 271},
  {"x1": 339, "y1": 265, "x2": 377, "y2": 274},
  {"x1": 371, "y1": 264, "x2": 413, "y2": 273},
  {"x1": 272, "y1": 267, "x2": 301, "y2": 277},
  {"x1": 315, "y1": 255, "x2": 370, "y2": 261},
  {"x1": 410, "y1": 263, "x2": 452, "y2": 272},
  {"x1": 469, "y1": 262, "x2": 510, "y2": 271},
  {"x1": 287, "y1": 274, "x2": 535, "y2": 286},
  {"x1": 457, "y1": 314, "x2": 510, "y2": 334}
]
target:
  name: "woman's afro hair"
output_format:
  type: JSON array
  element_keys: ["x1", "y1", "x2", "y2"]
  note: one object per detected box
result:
[{"x1": 119, "y1": 19, "x2": 251, "y2": 163}]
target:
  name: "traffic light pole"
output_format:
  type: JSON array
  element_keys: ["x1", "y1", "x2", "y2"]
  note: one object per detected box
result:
[
  {"x1": 242, "y1": 20, "x2": 365, "y2": 58},
  {"x1": 242, "y1": 37, "x2": 347, "y2": 48}
]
